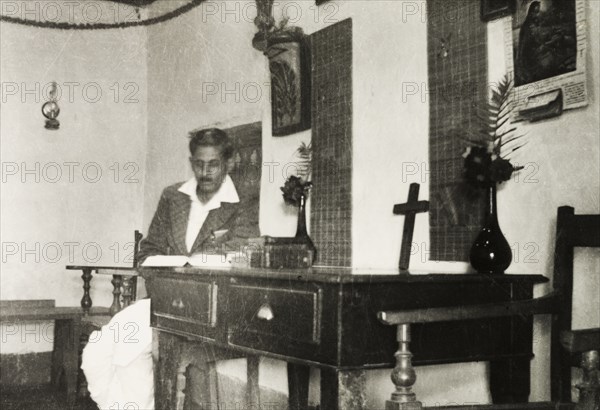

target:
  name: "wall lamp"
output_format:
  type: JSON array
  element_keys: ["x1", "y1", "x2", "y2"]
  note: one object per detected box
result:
[{"x1": 42, "y1": 82, "x2": 60, "y2": 130}]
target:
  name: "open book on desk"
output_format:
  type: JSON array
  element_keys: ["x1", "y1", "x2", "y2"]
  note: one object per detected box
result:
[{"x1": 141, "y1": 253, "x2": 242, "y2": 268}]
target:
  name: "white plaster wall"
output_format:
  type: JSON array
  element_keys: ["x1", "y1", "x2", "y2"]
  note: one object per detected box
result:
[
  {"x1": 144, "y1": 0, "x2": 266, "y2": 230},
  {"x1": 0, "y1": 1, "x2": 148, "y2": 353}
]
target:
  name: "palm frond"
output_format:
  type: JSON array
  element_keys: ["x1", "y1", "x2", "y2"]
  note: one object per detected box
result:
[
  {"x1": 498, "y1": 132, "x2": 525, "y2": 148},
  {"x1": 472, "y1": 74, "x2": 525, "y2": 157},
  {"x1": 504, "y1": 142, "x2": 528, "y2": 155},
  {"x1": 295, "y1": 141, "x2": 312, "y2": 180}
]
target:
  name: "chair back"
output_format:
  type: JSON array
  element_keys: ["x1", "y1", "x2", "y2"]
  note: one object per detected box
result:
[
  {"x1": 133, "y1": 230, "x2": 143, "y2": 268},
  {"x1": 552, "y1": 206, "x2": 600, "y2": 402}
]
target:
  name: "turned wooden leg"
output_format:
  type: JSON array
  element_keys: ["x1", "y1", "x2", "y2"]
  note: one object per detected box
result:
[
  {"x1": 177, "y1": 363, "x2": 188, "y2": 410},
  {"x1": 385, "y1": 324, "x2": 422, "y2": 410},
  {"x1": 576, "y1": 350, "x2": 600, "y2": 410},
  {"x1": 121, "y1": 276, "x2": 134, "y2": 308},
  {"x1": 321, "y1": 368, "x2": 367, "y2": 410},
  {"x1": 110, "y1": 275, "x2": 123, "y2": 316},
  {"x1": 130, "y1": 276, "x2": 138, "y2": 301},
  {"x1": 288, "y1": 363, "x2": 310, "y2": 410},
  {"x1": 80, "y1": 268, "x2": 93, "y2": 314}
]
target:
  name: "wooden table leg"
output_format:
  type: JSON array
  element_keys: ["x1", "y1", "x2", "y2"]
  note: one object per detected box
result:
[
  {"x1": 110, "y1": 275, "x2": 123, "y2": 316},
  {"x1": 51, "y1": 321, "x2": 65, "y2": 390},
  {"x1": 180, "y1": 343, "x2": 243, "y2": 409},
  {"x1": 156, "y1": 333, "x2": 249, "y2": 410},
  {"x1": 288, "y1": 362, "x2": 310, "y2": 410},
  {"x1": 65, "y1": 317, "x2": 80, "y2": 406},
  {"x1": 247, "y1": 355, "x2": 261, "y2": 409},
  {"x1": 156, "y1": 332, "x2": 184, "y2": 410},
  {"x1": 489, "y1": 357, "x2": 531, "y2": 403},
  {"x1": 122, "y1": 276, "x2": 134, "y2": 308},
  {"x1": 80, "y1": 268, "x2": 93, "y2": 314},
  {"x1": 320, "y1": 368, "x2": 367, "y2": 410}
]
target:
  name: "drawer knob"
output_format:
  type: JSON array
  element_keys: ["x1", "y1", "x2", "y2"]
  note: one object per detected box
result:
[
  {"x1": 257, "y1": 303, "x2": 274, "y2": 321},
  {"x1": 172, "y1": 298, "x2": 184, "y2": 309}
]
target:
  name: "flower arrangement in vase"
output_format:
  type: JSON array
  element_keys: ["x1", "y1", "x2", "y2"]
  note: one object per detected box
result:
[
  {"x1": 462, "y1": 75, "x2": 526, "y2": 274},
  {"x1": 280, "y1": 142, "x2": 314, "y2": 247}
]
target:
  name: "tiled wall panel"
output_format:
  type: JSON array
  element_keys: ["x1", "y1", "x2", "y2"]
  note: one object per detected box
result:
[
  {"x1": 428, "y1": 0, "x2": 488, "y2": 261},
  {"x1": 310, "y1": 19, "x2": 353, "y2": 267}
]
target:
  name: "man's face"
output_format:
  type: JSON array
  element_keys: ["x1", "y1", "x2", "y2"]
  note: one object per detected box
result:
[{"x1": 190, "y1": 145, "x2": 229, "y2": 199}]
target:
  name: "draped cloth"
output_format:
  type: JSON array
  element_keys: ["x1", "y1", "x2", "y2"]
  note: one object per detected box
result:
[{"x1": 81, "y1": 299, "x2": 155, "y2": 410}]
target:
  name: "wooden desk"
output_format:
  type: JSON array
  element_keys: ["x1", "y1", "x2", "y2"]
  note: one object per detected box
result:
[{"x1": 141, "y1": 267, "x2": 547, "y2": 410}]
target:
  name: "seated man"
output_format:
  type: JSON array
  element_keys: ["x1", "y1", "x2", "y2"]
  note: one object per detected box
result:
[{"x1": 82, "y1": 128, "x2": 260, "y2": 409}]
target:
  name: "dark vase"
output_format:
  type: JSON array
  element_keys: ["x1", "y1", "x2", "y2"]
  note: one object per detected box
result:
[
  {"x1": 469, "y1": 184, "x2": 512, "y2": 274},
  {"x1": 295, "y1": 194, "x2": 316, "y2": 255}
]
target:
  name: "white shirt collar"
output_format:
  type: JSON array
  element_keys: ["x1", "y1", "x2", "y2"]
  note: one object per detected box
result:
[{"x1": 178, "y1": 175, "x2": 239, "y2": 208}]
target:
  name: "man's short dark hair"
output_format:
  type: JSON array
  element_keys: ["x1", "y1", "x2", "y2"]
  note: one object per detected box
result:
[{"x1": 188, "y1": 128, "x2": 234, "y2": 160}]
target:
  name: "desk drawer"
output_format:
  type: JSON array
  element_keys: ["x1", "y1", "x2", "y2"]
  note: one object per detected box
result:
[
  {"x1": 227, "y1": 284, "x2": 322, "y2": 345},
  {"x1": 151, "y1": 278, "x2": 217, "y2": 328}
]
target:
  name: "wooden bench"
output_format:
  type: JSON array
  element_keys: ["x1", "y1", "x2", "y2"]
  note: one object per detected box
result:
[
  {"x1": 378, "y1": 206, "x2": 600, "y2": 409},
  {"x1": 0, "y1": 300, "x2": 82, "y2": 406}
]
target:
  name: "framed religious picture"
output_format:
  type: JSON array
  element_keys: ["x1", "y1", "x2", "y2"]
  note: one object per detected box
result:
[
  {"x1": 265, "y1": 29, "x2": 311, "y2": 136},
  {"x1": 481, "y1": 0, "x2": 515, "y2": 22},
  {"x1": 506, "y1": 0, "x2": 588, "y2": 119}
]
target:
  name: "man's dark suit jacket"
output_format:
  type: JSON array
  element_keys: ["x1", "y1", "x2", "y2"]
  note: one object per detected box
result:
[{"x1": 137, "y1": 180, "x2": 260, "y2": 263}]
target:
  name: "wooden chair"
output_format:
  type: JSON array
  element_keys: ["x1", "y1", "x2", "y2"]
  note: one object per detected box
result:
[
  {"x1": 67, "y1": 230, "x2": 143, "y2": 398},
  {"x1": 378, "y1": 206, "x2": 599, "y2": 409},
  {"x1": 69, "y1": 231, "x2": 263, "y2": 407},
  {"x1": 553, "y1": 206, "x2": 600, "y2": 408}
]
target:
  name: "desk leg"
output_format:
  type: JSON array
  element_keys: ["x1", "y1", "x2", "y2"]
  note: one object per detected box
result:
[
  {"x1": 490, "y1": 312, "x2": 532, "y2": 404},
  {"x1": 156, "y1": 334, "x2": 247, "y2": 410},
  {"x1": 320, "y1": 368, "x2": 367, "y2": 410},
  {"x1": 288, "y1": 363, "x2": 310, "y2": 410},
  {"x1": 247, "y1": 355, "x2": 261, "y2": 408},
  {"x1": 489, "y1": 357, "x2": 530, "y2": 403},
  {"x1": 156, "y1": 332, "x2": 184, "y2": 410}
]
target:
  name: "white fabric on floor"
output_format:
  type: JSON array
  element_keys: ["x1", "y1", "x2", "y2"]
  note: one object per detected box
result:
[{"x1": 81, "y1": 298, "x2": 154, "y2": 410}]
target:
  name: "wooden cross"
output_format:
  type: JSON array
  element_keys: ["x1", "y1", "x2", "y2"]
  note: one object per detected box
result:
[{"x1": 393, "y1": 183, "x2": 430, "y2": 273}]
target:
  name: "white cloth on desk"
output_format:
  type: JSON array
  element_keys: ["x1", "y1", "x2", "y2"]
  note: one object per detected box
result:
[{"x1": 81, "y1": 298, "x2": 154, "y2": 410}]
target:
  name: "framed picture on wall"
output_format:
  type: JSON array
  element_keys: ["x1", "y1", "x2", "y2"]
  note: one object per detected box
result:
[
  {"x1": 481, "y1": 0, "x2": 515, "y2": 22},
  {"x1": 506, "y1": 0, "x2": 588, "y2": 118},
  {"x1": 266, "y1": 32, "x2": 311, "y2": 136}
]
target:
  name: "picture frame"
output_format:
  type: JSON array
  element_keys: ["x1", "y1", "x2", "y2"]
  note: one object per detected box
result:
[
  {"x1": 481, "y1": 0, "x2": 515, "y2": 22},
  {"x1": 266, "y1": 33, "x2": 311, "y2": 137},
  {"x1": 506, "y1": 0, "x2": 587, "y2": 118}
]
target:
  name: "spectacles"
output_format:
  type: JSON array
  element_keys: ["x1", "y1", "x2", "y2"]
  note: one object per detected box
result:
[{"x1": 190, "y1": 159, "x2": 223, "y2": 173}]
